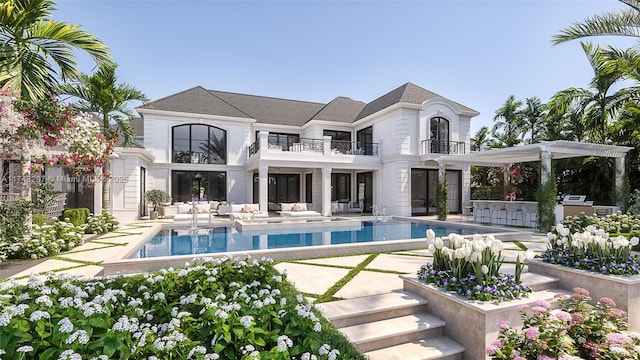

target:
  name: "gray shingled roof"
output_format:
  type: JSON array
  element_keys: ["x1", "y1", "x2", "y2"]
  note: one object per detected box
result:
[
  {"x1": 137, "y1": 83, "x2": 477, "y2": 125},
  {"x1": 309, "y1": 97, "x2": 366, "y2": 123},
  {"x1": 139, "y1": 86, "x2": 250, "y2": 119},
  {"x1": 357, "y1": 82, "x2": 478, "y2": 120},
  {"x1": 112, "y1": 117, "x2": 144, "y2": 148},
  {"x1": 210, "y1": 90, "x2": 324, "y2": 126}
]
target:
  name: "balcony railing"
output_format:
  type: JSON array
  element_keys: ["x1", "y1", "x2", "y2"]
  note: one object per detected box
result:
[
  {"x1": 248, "y1": 137, "x2": 379, "y2": 157},
  {"x1": 420, "y1": 140, "x2": 466, "y2": 155},
  {"x1": 330, "y1": 140, "x2": 379, "y2": 156}
]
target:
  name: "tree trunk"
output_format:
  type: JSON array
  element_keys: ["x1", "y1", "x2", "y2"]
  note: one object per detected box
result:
[
  {"x1": 20, "y1": 155, "x2": 32, "y2": 240},
  {"x1": 102, "y1": 160, "x2": 110, "y2": 213}
]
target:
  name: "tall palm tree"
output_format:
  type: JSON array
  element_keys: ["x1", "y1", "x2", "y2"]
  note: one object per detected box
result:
[
  {"x1": 58, "y1": 64, "x2": 148, "y2": 211},
  {"x1": 553, "y1": 0, "x2": 640, "y2": 45},
  {"x1": 0, "y1": 0, "x2": 113, "y2": 102},
  {"x1": 492, "y1": 95, "x2": 524, "y2": 147},
  {"x1": 520, "y1": 97, "x2": 545, "y2": 144}
]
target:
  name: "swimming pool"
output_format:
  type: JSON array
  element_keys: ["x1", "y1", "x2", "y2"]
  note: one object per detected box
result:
[{"x1": 132, "y1": 218, "x2": 494, "y2": 258}]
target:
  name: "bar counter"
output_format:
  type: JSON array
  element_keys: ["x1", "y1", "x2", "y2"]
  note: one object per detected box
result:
[{"x1": 472, "y1": 200, "x2": 537, "y2": 227}]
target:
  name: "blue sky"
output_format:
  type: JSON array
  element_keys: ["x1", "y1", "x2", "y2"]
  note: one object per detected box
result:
[{"x1": 54, "y1": 0, "x2": 633, "y2": 135}]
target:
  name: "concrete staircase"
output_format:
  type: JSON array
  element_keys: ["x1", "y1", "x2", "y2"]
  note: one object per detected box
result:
[
  {"x1": 319, "y1": 292, "x2": 464, "y2": 360},
  {"x1": 318, "y1": 271, "x2": 570, "y2": 360}
]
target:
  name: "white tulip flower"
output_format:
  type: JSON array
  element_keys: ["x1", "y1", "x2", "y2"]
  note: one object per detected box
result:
[
  {"x1": 481, "y1": 265, "x2": 489, "y2": 274},
  {"x1": 524, "y1": 249, "x2": 535, "y2": 260},
  {"x1": 435, "y1": 238, "x2": 444, "y2": 249},
  {"x1": 631, "y1": 237, "x2": 639, "y2": 247},
  {"x1": 426, "y1": 229, "x2": 436, "y2": 243}
]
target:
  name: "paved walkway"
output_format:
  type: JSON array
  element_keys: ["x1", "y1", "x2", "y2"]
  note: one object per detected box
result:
[{"x1": 0, "y1": 217, "x2": 550, "y2": 303}]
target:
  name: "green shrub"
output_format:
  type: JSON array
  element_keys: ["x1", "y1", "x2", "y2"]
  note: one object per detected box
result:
[
  {"x1": 0, "y1": 257, "x2": 364, "y2": 359},
  {"x1": 471, "y1": 186, "x2": 493, "y2": 200},
  {"x1": 61, "y1": 208, "x2": 90, "y2": 226},
  {"x1": 32, "y1": 214, "x2": 46, "y2": 226},
  {"x1": 85, "y1": 212, "x2": 119, "y2": 234},
  {"x1": 436, "y1": 175, "x2": 448, "y2": 220}
]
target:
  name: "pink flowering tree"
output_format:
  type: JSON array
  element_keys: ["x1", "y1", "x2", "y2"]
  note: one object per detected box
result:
[{"x1": 0, "y1": 93, "x2": 112, "y2": 203}]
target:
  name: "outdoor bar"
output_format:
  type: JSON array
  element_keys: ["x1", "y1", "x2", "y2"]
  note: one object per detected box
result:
[{"x1": 472, "y1": 200, "x2": 537, "y2": 227}]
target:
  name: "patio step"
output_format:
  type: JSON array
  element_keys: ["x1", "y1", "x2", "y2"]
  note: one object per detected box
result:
[
  {"x1": 319, "y1": 291, "x2": 429, "y2": 327},
  {"x1": 520, "y1": 271, "x2": 559, "y2": 292},
  {"x1": 318, "y1": 292, "x2": 464, "y2": 359}
]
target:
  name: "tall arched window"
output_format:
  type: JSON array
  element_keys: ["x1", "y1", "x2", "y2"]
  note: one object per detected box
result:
[
  {"x1": 430, "y1": 117, "x2": 449, "y2": 154},
  {"x1": 172, "y1": 124, "x2": 227, "y2": 164}
]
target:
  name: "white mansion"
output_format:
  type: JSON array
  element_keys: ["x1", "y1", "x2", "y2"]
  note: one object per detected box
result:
[{"x1": 103, "y1": 82, "x2": 478, "y2": 220}]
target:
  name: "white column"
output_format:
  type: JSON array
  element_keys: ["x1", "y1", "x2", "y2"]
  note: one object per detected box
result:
[
  {"x1": 540, "y1": 150, "x2": 552, "y2": 184},
  {"x1": 616, "y1": 157, "x2": 625, "y2": 207},
  {"x1": 323, "y1": 136, "x2": 332, "y2": 156},
  {"x1": 259, "y1": 131, "x2": 268, "y2": 153},
  {"x1": 321, "y1": 167, "x2": 332, "y2": 216},
  {"x1": 259, "y1": 165, "x2": 268, "y2": 213}
]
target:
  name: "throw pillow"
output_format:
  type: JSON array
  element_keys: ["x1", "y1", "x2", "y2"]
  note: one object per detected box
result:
[
  {"x1": 292, "y1": 204, "x2": 303, "y2": 212},
  {"x1": 241, "y1": 206, "x2": 253, "y2": 213}
]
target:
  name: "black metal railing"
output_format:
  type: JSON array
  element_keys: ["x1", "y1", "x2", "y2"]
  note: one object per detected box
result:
[
  {"x1": 248, "y1": 136, "x2": 379, "y2": 157},
  {"x1": 420, "y1": 140, "x2": 465, "y2": 155},
  {"x1": 248, "y1": 140, "x2": 259, "y2": 156},
  {"x1": 330, "y1": 140, "x2": 379, "y2": 156}
]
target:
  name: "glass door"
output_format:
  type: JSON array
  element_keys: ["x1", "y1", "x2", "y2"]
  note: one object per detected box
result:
[{"x1": 356, "y1": 172, "x2": 373, "y2": 213}]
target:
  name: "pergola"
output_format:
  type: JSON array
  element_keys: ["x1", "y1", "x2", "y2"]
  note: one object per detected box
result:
[{"x1": 436, "y1": 140, "x2": 633, "y2": 207}]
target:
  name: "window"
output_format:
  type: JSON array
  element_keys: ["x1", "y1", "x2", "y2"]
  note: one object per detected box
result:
[
  {"x1": 171, "y1": 171, "x2": 227, "y2": 202},
  {"x1": 325, "y1": 130, "x2": 352, "y2": 153},
  {"x1": 430, "y1": 117, "x2": 449, "y2": 154},
  {"x1": 357, "y1": 126, "x2": 374, "y2": 155},
  {"x1": 264, "y1": 132, "x2": 299, "y2": 151},
  {"x1": 305, "y1": 173, "x2": 312, "y2": 203},
  {"x1": 331, "y1": 173, "x2": 351, "y2": 202},
  {"x1": 172, "y1": 124, "x2": 226, "y2": 164}
]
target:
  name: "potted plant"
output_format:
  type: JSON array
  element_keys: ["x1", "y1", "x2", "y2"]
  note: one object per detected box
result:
[{"x1": 146, "y1": 189, "x2": 171, "y2": 220}]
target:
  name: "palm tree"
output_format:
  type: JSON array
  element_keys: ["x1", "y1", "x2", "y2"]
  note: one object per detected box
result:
[
  {"x1": 0, "y1": 0, "x2": 113, "y2": 102},
  {"x1": 492, "y1": 95, "x2": 524, "y2": 147},
  {"x1": 471, "y1": 126, "x2": 493, "y2": 152},
  {"x1": 548, "y1": 43, "x2": 631, "y2": 143},
  {"x1": 520, "y1": 97, "x2": 545, "y2": 144},
  {"x1": 553, "y1": 0, "x2": 640, "y2": 45},
  {"x1": 58, "y1": 64, "x2": 148, "y2": 211}
]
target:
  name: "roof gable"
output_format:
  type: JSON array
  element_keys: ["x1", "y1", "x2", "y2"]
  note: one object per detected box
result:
[
  {"x1": 357, "y1": 82, "x2": 477, "y2": 120},
  {"x1": 309, "y1": 96, "x2": 366, "y2": 123}
]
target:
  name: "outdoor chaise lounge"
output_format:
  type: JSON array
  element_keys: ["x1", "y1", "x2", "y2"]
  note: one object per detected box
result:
[{"x1": 278, "y1": 203, "x2": 321, "y2": 217}]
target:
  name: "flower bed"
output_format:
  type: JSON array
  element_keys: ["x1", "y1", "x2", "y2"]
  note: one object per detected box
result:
[
  {"x1": 417, "y1": 231, "x2": 533, "y2": 301},
  {"x1": 541, "y1": 223, "x2": 640, "y2": 275},
  {"x1": 0, "y1": 257, "x2": 363, "y2": 360},
  {"x1": 487, "y1": 288, "x2": 640, "y2": 359}
]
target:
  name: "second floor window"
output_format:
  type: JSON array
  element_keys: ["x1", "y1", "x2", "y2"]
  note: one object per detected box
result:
[
  {"x1": 173, "y1": 124, "x2": 227, "y2": 164},
  {"x1": 430, "y1": 117, "x2": 449, "y2": 154}
]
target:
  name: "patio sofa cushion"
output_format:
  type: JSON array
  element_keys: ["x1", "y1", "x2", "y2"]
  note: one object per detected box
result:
[{"x1": 278, "y1": 203, "x2": 321, "y2": 217}]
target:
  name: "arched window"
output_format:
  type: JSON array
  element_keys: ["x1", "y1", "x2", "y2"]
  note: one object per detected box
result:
[
  {"x1": 172, "y1": 124, "x2": 227, "y2": 164},
  {"x1": 430, "y1": 117, "x2": 449, "y2": 154}
]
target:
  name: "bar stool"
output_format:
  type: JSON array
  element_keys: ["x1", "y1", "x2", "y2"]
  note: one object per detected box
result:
[
  {"x1": 474, "y1": 201, "x2": 491, "y2": 223},
  {"x1": 525, "y1": 209, "x2": 538, "y2": 229},
  {"x1": 506, "y1": 203, "x2": 524, "y2": 226},
  {"x1": 492, "y1": 203, "x2": 507, "y2": 225}
]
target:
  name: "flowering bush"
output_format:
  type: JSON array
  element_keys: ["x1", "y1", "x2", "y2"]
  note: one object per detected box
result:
[
  {"x1": 487, "y1": 287, "x2": 640, "y2": 359},
  {"x1": 541, "y1": 223, "x2": 640, "y2": 275},
  {"x1": 562, "y1": 212, "x2": 640, "y2": 235},
  {"x1": 7, "y1": 220, "x2": 86, "y2": 260},
  {"x1": 84, "y1": 212, "x2": 119, "y2": 234},
  {"x1": 417, "y1": 230, "x2": 533, "y2": 301},
  {"x1": 0, "y1": 95, "x2": 114, "y2": 182},
  {"x1": 0, "y1": 257, "x2": 360, "y2": 360}
]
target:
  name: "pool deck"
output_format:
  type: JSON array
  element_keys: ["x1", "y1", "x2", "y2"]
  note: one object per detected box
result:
[{"x1": 0, "y1": 215, "x2": 549, "y2": 303}]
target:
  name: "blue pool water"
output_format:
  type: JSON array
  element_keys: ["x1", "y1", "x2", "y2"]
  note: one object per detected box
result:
[{"x1": 133, "y1": 219, "x2": 493, "y2": 258}]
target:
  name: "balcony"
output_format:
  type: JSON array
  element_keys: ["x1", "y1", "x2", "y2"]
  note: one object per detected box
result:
[
  {"x1": 249, "y1": 136, "x2": 379, "y2": 157},
  {"x1": 420, "y1": 140, "x2": 466, "y2": 155}
]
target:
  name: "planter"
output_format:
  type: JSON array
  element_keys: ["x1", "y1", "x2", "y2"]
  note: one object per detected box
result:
[
  {"x1": 528, "y1": 259, "x2": 640, "y2": 331},
  {"x1": 158, "y1": 207, "x2": 166, "y2": 218},
  {"x1": 402, "y1": 275, "x2": 567, "y2": 360},
  {"x1": 150, "y1": 210, "x2": 159, "y2": 220}
]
